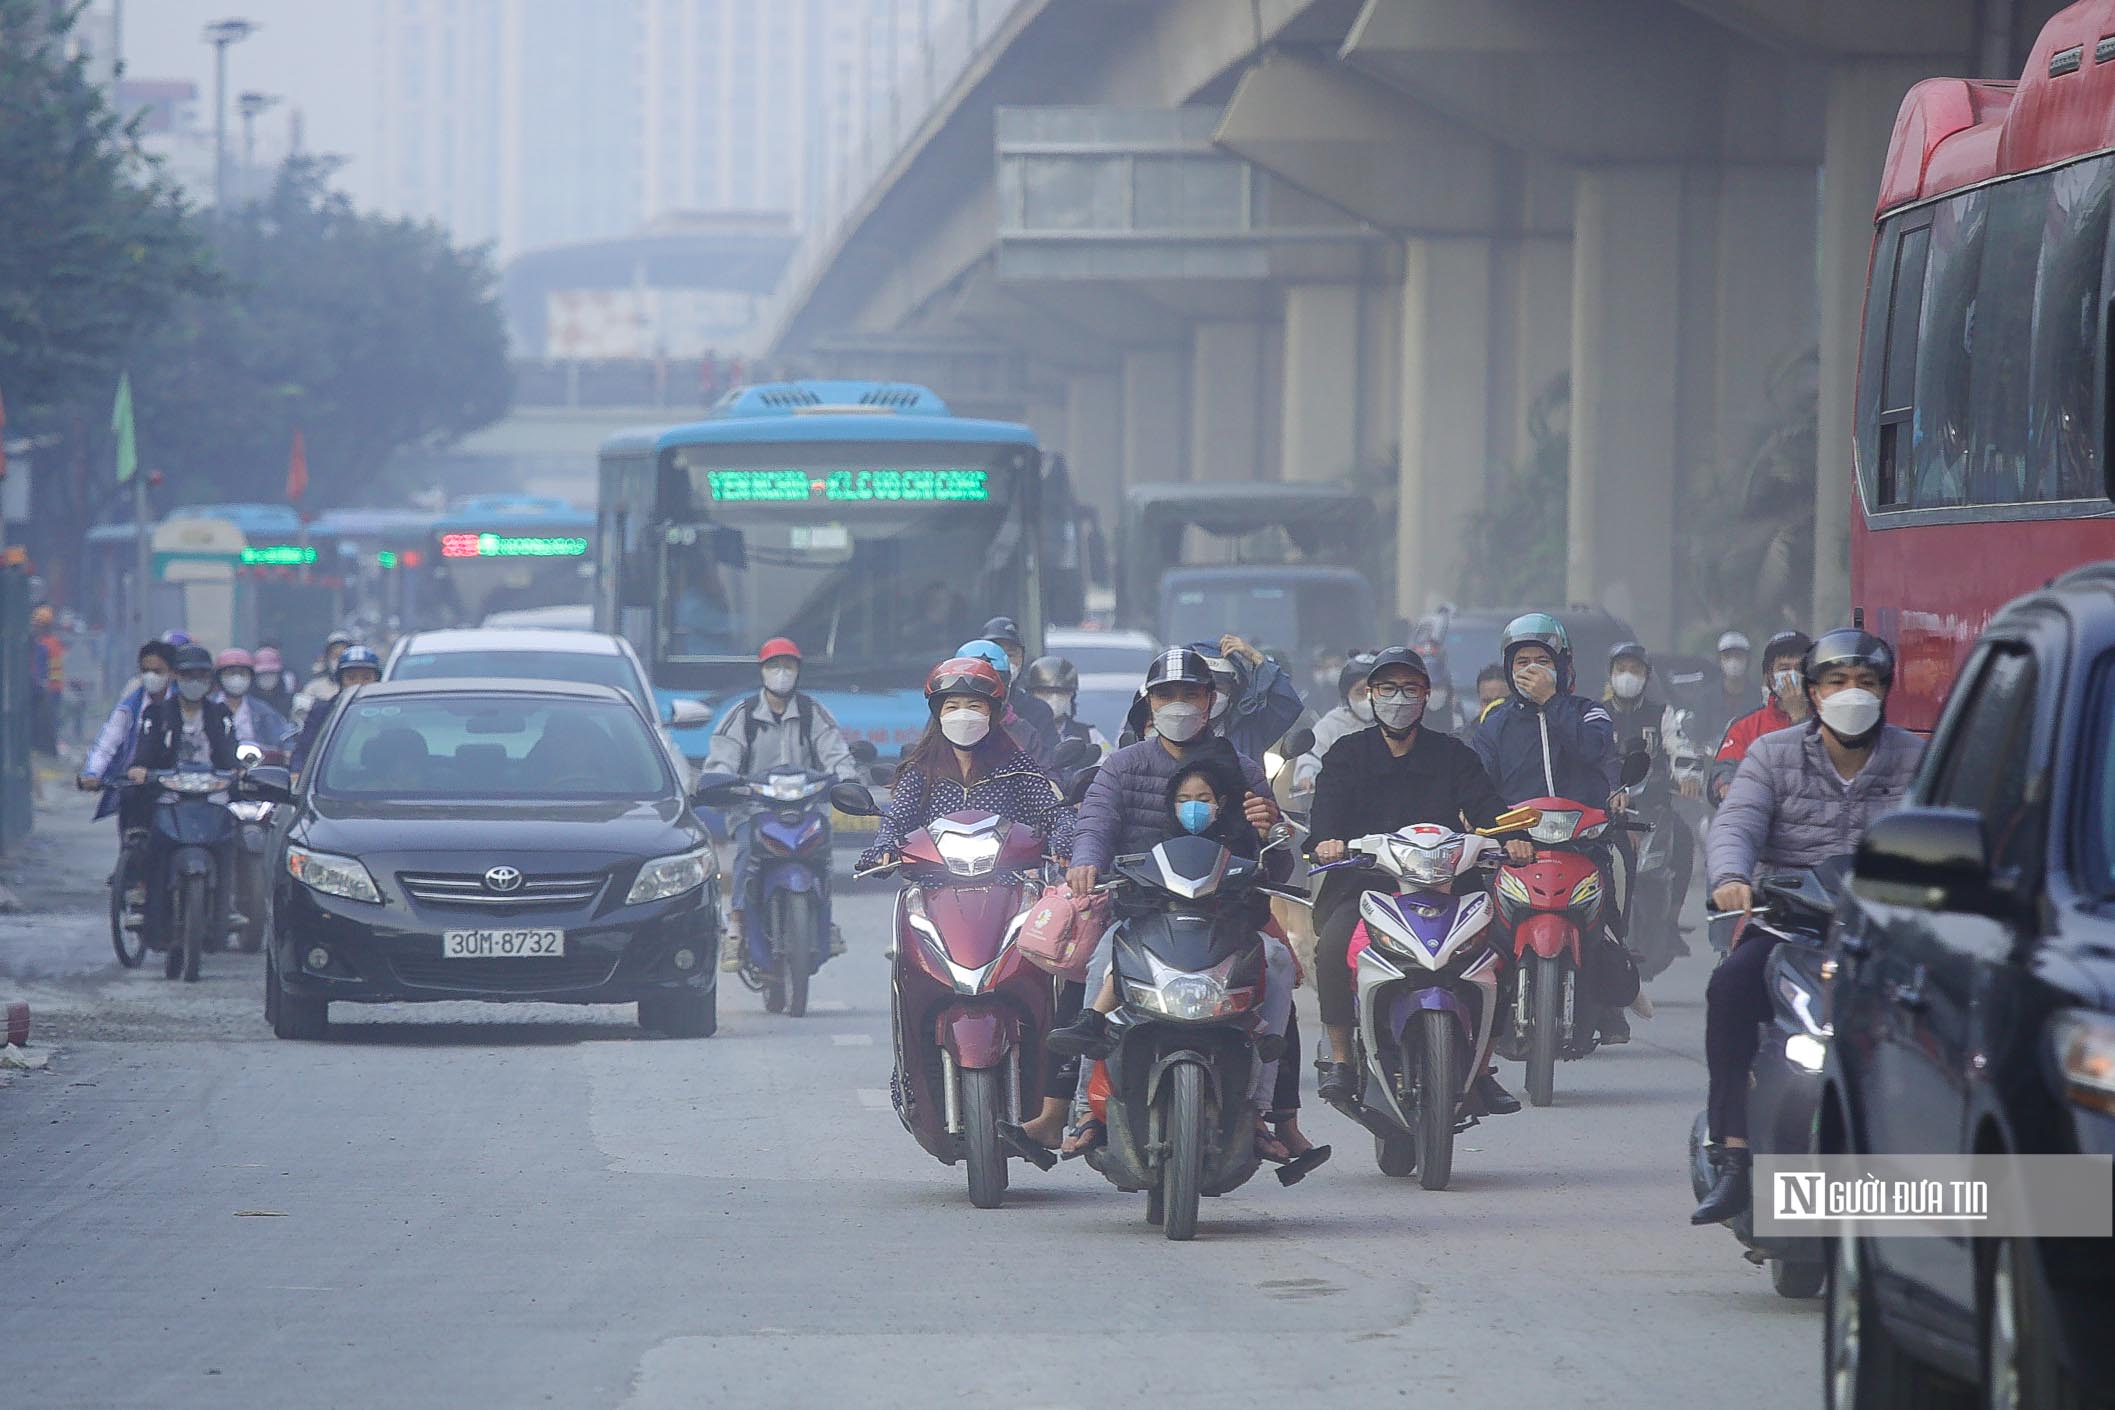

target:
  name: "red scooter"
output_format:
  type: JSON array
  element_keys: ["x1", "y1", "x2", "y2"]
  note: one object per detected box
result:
[{"x1": 847, "y1": 805, "x2": 1060, "y2": 1209}]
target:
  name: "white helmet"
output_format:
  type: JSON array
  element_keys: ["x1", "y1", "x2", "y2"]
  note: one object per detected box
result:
[{"x1": 1716, "y1": 630, "x2": 1751, "y2": 655}]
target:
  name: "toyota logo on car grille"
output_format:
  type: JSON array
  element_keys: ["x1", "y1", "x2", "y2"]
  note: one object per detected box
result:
[{"x1": 483, "y1": 866, "x2": 525, "y2": 893}]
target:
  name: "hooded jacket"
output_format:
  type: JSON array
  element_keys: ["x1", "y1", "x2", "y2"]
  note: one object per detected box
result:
[
  {"x1": 1185, "y1": 642, "x2": 1304, "y2": 761},
  {"x1": 1162, "y1": 749, "x2": 1290, "y2": 925}
]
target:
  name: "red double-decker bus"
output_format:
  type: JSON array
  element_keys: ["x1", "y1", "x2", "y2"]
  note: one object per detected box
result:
[{"x1": 1851, "y1": 0, "x2": 2115, "y2": 730}]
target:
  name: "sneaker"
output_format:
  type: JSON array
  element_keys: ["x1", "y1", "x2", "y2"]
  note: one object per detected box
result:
[
  {"x1": 719, "y1": 929, "x2": 744, "y2": 973},
  {"x1": 1599, "y1": 1011, "x2": 1632, "y2": 1045},
  {"x1": 1470, "y1": 1068, "x2": 1521, "y2": 1116},
  {"x1": 828, "y1": 924, "x2": 846, "y2": 958},
  {"x1": 1047, "y1": 1009, "x2": 1112, "y2": 1060}
]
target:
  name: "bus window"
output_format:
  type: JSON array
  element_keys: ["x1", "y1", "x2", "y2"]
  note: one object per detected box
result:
[
  {"x1": 1966, "y1": 180, "x2": 2042, "y2": 505},
  {"x1": 1913, "y1": 188, "x2": 1986, "y2": 508},
  {"x1": 2029, "y1": 155, "x2": 2113, "y2": 502},
  {"x1": 1877, "y1": 222, "x2": 1930, "y2": 509}
]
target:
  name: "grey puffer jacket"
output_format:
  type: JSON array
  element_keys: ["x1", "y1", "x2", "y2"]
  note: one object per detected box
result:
[
  {"x1": 1707, "y1": 721, "x2": 1924, "y2": 887},
  {"x1": 1071, "y1": 736, "x2": 1271, "y2": 872}
]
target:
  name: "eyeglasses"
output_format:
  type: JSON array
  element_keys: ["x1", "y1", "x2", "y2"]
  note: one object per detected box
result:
[{"x1": 1369, "y1": 683, "x2": 1429, "y2": 702}]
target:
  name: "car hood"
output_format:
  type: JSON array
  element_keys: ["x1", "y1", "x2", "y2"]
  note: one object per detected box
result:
[{"x1": 296, "y1": 795, "x2": 703, "y2": 864}]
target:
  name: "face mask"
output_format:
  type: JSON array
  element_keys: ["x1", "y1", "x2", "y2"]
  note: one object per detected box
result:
[
  {"x1": 1035, "y1": 691, "x2": 1072, "y2": 722},
  {"x1": 1153, "y1": 702, "x2": 1207, "y2": 743},
  {"x1": 1817, "y1": 688, "x2": 1883, "y2": 740},
  {"x1": 255, "y1": 672, "x2": 280, "y2": 691},
  {"x1": 221, "y1": 673, "x2": 252, "y2": 697},
  {"x1": 1374, "y1": 697, "x2": 1425, "y2": 732},
  {"x1": 139, "y1": 670, "x2": 169, "y2": 694},
  {"x1": 1175, "y1": 799, "x2": 1216, "y2": 835},
  {"x1": 1610, "y1": 671, "x2": 1646, "y2": 700},
  {"x1": 1721, "y1": 657, "x2": 1749, "y2": 681},
  {"x1": 1771, "y1": 669, "x2": 1803, "y2": 700},
  {"x1": 761, "y1": 666, "x2": 797, "y2": 697},
  {"x1": 177, "y1": 677, "x2": 211, "y2": 703},
  {"x1": 939, "y1": 710, "x2": 989, "y2": 747},
  {"x1": 1348, "y1": 697, "x2": 1375, "y2": 724}
]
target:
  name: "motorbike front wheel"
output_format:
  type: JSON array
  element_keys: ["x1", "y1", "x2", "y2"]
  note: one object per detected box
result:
[
  {"x1": 177, "y1": 871, "x2": 206, "y2": 982},
  {"x1": 1160, "y1": 1062, "x2": 1207, "y2": 1241},
  {"x1": 1525, "y1": 954, "x2": 1562, "y2": 1107},
  {"x1": 109, "y1": 849, "x2": 145, "y2": 969},
  {"x1": 1415, "y1": 1010, "x2": 1460, "y2": 1190},
  {"x1": 960, "y1": 1064, "x2": 1007, "y2": 1210},
  {"x1": 770, "y1": 890, "x2": 812, "y2": 1018}
]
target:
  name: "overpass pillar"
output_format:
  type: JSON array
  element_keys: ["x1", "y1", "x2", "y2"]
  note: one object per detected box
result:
[
  {"x1": 1814, "y1": 60, "x2": 1928, "y2": 630},
  {"x1": 1121, "y1": 347, "x2": 1188, "y2": 489},
  {"x1": 1189, "y1": 322, "x2": 1272, "y2": 483},
  {"x1": 1397, "y1": 238, "x2": 1494, "y2": 619},
  {"x1": 1063, "y1": 371, "x2": 1123, "y2": 530},
  {"x1": 1280, "y1": 285, "x2": 1362, "y2": 481},
  {"x1": 1567, "y1": 167, "x2": 1682, "y2": 647}
]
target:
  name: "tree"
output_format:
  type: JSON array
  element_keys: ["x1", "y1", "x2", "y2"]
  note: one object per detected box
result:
[
  {"x1": 133, "y1": 158, "x2": 512, "y2": 508},
  {"x1": 1681, "y1": 350, "x2": 1818, "y2": 647},
  {"x1": 1460, "y1": 374, "x2": 1570, "y2": 607}
]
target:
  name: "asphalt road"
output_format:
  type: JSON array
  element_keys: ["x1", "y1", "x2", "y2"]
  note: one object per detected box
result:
[{"x1": 0, "y1": 820, "x2": 1817, "y2": 1410}]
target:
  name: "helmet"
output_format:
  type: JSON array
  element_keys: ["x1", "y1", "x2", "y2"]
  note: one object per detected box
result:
[
  {"x1": 1760, "y1": 629, "x2": 1814, "y2": 669},
  {"x1": 757, "y1": 637, "x2": 801, "y2": 664},
  {"x1": 171, "y1": 644, "x2": 215, "y2": 675},
  {"x1": 253, "y1": 646, "x2": 284, "y2": 671},
  {"x1": 324, "y1": 629, "x2": 355, "y2": 649},
  {"x1": 1801, "y1": 629, "x2": 1895, "y2": 689},
  {"x1": 1364, "y1": 646, "x2": 1431, "y2": 691},
  {"x1": 980, "y1": 616, "x2": 1023, "y2": 649},
  {"x1": 1607, "y1": 640, "x2": 1650, "y2": 670},
  {"x1": 1716, "y1": 630, "x2": 1752, "y2": 656},
  {"x1": 333, "y1": 645, "x2": 382, "y2": 682},
  {"x1": 924, "y1": 656, "x2": 1006, "y2": 710},
  {"x1": 956, "y1": 639, "x2": 1013, "y2": 683},
  {"x1": 1500, "y1": 611, "x2": 1573, "y2": 687},
  {"x1": 1023, "y1": 655, "x2": 1078, "y2": 693},
  {"x1": 1142, "y1": 647, "x2": 1214, "y2": 691},
  {"x1": 1337, "y1": 651, "x2": 1378, "y2": 702},
  {"x1": 1183, "y1": 642, "x2": 1238, "y2": 711},
  {"x1": 215, "y1": 648, "x2": 255, "y2": 671},
  {"x1": 30, "y1": 605, "x2": 52, "y2": 629},
  {"x1": 163, "y1": 630, "x2": 193, "y2": 647}
]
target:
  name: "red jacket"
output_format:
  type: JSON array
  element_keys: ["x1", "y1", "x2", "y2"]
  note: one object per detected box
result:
[{"x1": 1716, "y1": 699, "x2": 1796, "y2": 763}]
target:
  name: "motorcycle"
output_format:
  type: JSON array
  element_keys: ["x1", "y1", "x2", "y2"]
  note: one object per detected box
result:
[
  {"x1": 696, "y1": 764, "x2": 840, "y2": 1017},
  {"x1": 228, "y1": 742, "x2": 276, "y2": 953},
  {"x1": 1314, "y1": 814, "x2": 1534, "y2": 1189},
  {"x1": 1688, "y1": 862, "x2": 1845, "y2": 1299},
  {"x1": 1082, "y1": 833, "x2": 1310, "y2": 1241},
  {"x1": 1623, "y1": 759, "x2": 1686, "y2": 982},
  {"x1": 137, "y1": 763, "x2": 293, "y2": 982},
  {"x1": 838, "y1": 791, "x2": 1062, "y2": 1210},
  {"x1": 1491, "y1": 755, "x2": 1651, "y2": 1107}
]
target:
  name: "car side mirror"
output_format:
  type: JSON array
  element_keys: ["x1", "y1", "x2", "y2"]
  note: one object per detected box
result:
[
  {"x1": 665, "y1": 698, "x2": 711, "y2": 729},
  {"x1": 1051, "y1": 735, "x2": 1097, "y2": 771},
  {"x1": 1063, "y1": 764, "x2": 1100, "y2": 806},
  {"x1": 1620, "y1": 749, "x2": 1651, "y2": 788},
  {"x1": 690, "y1": 770, "x2": 746, "y2": 807},
  {"x1": 1280, "y1": 727, "x2": 1315, "y2": 759},
  {"x1": 1852, "y1": 807, "x2": 2002, "y2": 913},
  {"x1": 235, "y1": 742, "x2": 266, "y2": 768},
  {"x1": 849, "y1": 739, "x2": 879, "y2": 765},
  {"x1": 829, "y1": 782, "x2": 880, "y2": 817},
  {"x1": 243, "y1": 765, "x2": 293, "y2": 803}
]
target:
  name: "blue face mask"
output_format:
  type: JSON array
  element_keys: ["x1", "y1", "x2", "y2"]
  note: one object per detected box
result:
[{"x1": 1176, "y1": 799, "x2": 1216, "y2": 835}]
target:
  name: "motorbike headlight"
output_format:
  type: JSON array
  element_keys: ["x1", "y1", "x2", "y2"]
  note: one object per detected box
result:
[
  {"x1": 2050, "y1": 1010, "x2": 2115, "y2": 1116},
  {"x1": 933, "y1": 831, "x2": 1001, "y2": 878},
  {"x1": 1785, "y1": 1033, "x2": 1829, "y2": 1074},
  {"x1": 286, "y1": 846, "x2": 381, "y2": 904},
  {"x1": 754, "y1": 776, "x2": 816, "y2": 802},
  {"x1": 1527, "y1": 809, "x2": 1582, "y2": 844},
  {"x1": 229, "y1": 800, "x2": 273, "y2": 822},
  {"x1": 167, "y1": 771, "x2": 221, "y2": 795},
  {"x1": 1122, "y1": 953, "x2": 1255, "y2": 1021},
  {"x1": 627, "y1": 847, "x2": 712, "y2": 904}
]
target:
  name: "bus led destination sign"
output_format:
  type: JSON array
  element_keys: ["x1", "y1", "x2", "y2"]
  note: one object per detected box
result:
[
  {"x1": 439, "y1": 533, "x2": 589, "y2": 559},
  {"x1": 705, "y1": 468, "x2": 991, "y2": 503}
]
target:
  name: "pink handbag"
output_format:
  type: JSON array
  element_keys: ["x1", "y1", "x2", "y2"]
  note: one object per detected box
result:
[{"x1": 1016, "y1": 884, "x2": 1108, "y2": 981}]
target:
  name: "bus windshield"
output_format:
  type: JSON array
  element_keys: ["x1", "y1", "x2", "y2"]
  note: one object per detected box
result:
[{"x1": 654, "y1": 440, "x2": 1034, "y2": 685}]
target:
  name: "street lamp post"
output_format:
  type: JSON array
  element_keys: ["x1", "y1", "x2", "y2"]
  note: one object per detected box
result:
[
  {"x1": 237, "y1": 91, "x2": 280, "y2": 203},
  {"x1": 201, "y1": 18, "x2": 258, "y2": 208}
]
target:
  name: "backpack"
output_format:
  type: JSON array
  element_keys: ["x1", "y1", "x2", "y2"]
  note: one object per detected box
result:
[{"x1": 737, "y1": 693, "x2": 815, "y2": 775}]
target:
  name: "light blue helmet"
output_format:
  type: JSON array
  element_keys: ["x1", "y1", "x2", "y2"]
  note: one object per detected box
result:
[
  {"x1": 956, "y1": 639, "x2": 1013, "y2": 685},
  {"x1": 1500, "y1": 612, "x2": 1573, "y2": 693}
]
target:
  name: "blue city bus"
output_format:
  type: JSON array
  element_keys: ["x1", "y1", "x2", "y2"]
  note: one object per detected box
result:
[
  {"x1": 594, "y1": 381, "x2": 1049, "y2": 773},
  {"x1": 428, "y1": 493, "x2": 596, "y2": 625}
]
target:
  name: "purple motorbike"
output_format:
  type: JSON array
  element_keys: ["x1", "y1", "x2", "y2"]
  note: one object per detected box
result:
[{"x1": 704, "y1": 763, "x2": 838, "y2": 1018}]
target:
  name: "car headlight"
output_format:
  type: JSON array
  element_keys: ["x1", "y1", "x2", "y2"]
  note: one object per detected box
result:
[
  {"x1": 628, "y1": 847, "x2": 712, "y2": 904},
  {"x1": 2050, "y1": 1010, "x2": 2115, "y2": 1116},
  {"x1": 286, "y1": 846, "x2": 381, "y2": 904}
]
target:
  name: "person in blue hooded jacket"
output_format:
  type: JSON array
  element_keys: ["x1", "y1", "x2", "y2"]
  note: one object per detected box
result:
[{"x1": 1187, "y1": 633, "x2": 1304, "y2": 762}]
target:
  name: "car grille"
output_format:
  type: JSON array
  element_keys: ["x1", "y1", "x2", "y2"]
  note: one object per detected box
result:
[
  {"x1": 388, "y1": 952, "x2": 621, "y2": 993},
  {"x1": 398, "y1": 870, "x2": 605, "y2": 907}
]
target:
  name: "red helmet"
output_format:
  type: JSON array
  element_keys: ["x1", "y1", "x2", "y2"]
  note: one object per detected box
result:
[
  {"x1": 215, "y1": 648, "x2": 255, "y2": 671},
  {"x1": 924, "y1": 656, "x2": 1006, "y2": 712},
  {"x1": 757, "y1": 637, "x2": 802, "y2": 664}
]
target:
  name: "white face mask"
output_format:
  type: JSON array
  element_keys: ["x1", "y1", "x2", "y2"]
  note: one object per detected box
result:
[
  {"x1": 177, "y1": 677, "x2": 211, "y2": 703},
  {"x1": 1034, "y1": 691, "x2": 1072, "y2": 722},
  {"x1": 1610, "y1": 670, "x2": 1646, "y2": 700},
  {"x1": 1374, "y1": 697, "x2": 1425, "y2": 732},
  {"x1": 139, "y1": 670, "x2": 169, "y2": 694},
  {"x1": 1721, "y1": 656, "x2": 1749, "y2": 681},
  {"x1": 221, "y1": 673, "x2": 252, "y2": 697},
  {"x1": 1817, "y1": 688, "x2": 1883, "y2": 740},
  {"x1": 761, "y1": 666, "x2": 797, "y2": 697},
  {"x1": 1153, "y1": 702, "x2": 1207, "y2": 743},
  {"x1": 255, "y1": 671, "x2": 280, "y2": 691},
  {"x1": 939, "y1": 708, "x2": 990, "y2": 747},
  {"x1": 1348, "y1": 697, "x2": 1375, "y2": 724},
  {"x1": 1771, "y1": 668, "x2": 1803, "y2": 700}
]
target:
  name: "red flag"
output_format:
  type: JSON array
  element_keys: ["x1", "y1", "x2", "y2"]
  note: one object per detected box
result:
[
  {"x1": 0, "y1": 384, "x2": 8, "y2": 482},
  {"x1": 285, "y1": 428, "x2": 308, "y2": 503}
]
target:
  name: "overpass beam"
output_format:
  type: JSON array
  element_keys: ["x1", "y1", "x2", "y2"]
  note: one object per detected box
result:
[
  {"x1": 1397, "y1": 238, "x2": 1494, "y2": 618},
  {"x1": 1567, "y1": 168, "x2": 1682, "y2": 646},
  {"x1": 1280, "y1": 285, "x2": 1362, "y2": 481}
]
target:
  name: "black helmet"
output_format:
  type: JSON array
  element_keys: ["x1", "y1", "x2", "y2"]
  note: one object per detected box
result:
[
  {"x1": 1023, "y1": 655, "x2": 1077, "y2": 693},
  {"x1": 333, "y1": 644, "x2": 382, "y2": 682},
  {"x1": 1607, "y1": 640, "x2": 1650, "y2": 671},
  {"x1": 1142, "y1": 647, "x2": 1214, "y2": 691},
  {"x1": 1802, "y1": 629, "x2": 1894, "y2": 689},
  {"x1": 979, "y1": 616, "x2": 1023, "y2": 649},
  {"x1": 172, "y1": 644, "x2": 215, "y2": 675},
  {"x1": 1761, "y1": 629, "x2": 1815, "y2": 670},
  {"x1": 1336, "y1": 652, "x2": 1378, "y2": 702},
  {"x1": 1364, "y1": 646, "x2": 1431, "y2": 691}
]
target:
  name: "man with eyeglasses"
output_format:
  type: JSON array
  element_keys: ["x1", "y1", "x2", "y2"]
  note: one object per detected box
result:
[{"x1": 1307, "y1": 647, "x2": 1531, "y2": 1114}]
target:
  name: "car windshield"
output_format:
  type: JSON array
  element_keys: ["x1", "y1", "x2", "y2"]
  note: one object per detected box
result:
[
  {"x1": 316, "y1": 695, "x2": 671, "y2": 799},
  {"x1": 1047, "y1": 637, "x2": 1159, "y2": 677},
  {"x1": 389, "y1": 649, "x2": 646, "y2": 711},
  {"x1": 1162, "y1": 581, "x2": 1373, "y2": 661}
]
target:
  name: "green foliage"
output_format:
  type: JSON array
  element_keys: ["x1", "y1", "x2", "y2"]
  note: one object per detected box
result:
[
  {"x1": 133, "y1": 158, "x2": 513, "y2": 507},
  {"x1": 1461, "y1": 374, "x2": 1569, "y2": 607},
  {"x1": 1680, "y1": 350, "x2": 1818, "y2": 647}
]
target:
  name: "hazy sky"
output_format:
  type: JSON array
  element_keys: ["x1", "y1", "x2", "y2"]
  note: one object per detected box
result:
[{"x1": 119, "y1": 1, "x2": 379, "y2": 207}]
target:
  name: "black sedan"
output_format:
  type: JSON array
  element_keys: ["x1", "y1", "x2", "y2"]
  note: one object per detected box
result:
[
  {"x1": 265, "y1": 678, "x2": 721, "y2": 1039},
  {"x1": 1825, "y1": 562, "x2": 2115, "y2": 1408}
]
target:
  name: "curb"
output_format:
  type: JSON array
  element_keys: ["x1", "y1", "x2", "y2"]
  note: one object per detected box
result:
[{"x1": 4, "y1": 999, "x2": 28, "y2": 1047}]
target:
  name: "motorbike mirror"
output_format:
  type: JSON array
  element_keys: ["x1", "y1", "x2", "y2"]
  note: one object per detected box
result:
[
  {"x1": 235, "y1": 742, "x2": 266, "y2": 768},
  {"x1": 242, "y1": 765, "x2": 293, "y2": 803},
  {"x1": 1478, "y1": 805, "x2": 1541, "y2": 836},
  {"x1": 829, "y1": 781, "x2": 880, "y2": 817},
  {"x1": 848, "y1": 738, "x2": 879, "y2": 765},
  {"x1": 665, "y1": 698, "x2": 711, "y2": 729},
  {"x1": 1062, "y1": 764, "x2": 1100, "y2": 806},
  {"x1": 1279, "y1": 727, "x2": 1315, "y2": 760},
  {"x1": 1620, "y1": 749, "x2": 1651, "y2": 788},
  {"x1": 689, "y1": 770, "x2": 746, "y2": 807},
  {"x1": 1051, "y1": 735, "x2": 1098, "y2": 771}
]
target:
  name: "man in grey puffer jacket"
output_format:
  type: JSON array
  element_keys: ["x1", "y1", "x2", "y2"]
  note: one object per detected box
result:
[{"x1": 1691, "y1": 629, "x2": 1923, "y2": 1224}]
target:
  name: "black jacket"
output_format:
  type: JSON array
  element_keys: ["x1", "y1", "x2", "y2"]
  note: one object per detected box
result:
[
  {"x1": 1006, "y1": 684, "x2": 1059, "y2": 767},
  {"x1": 134, "y1": 696, "x2": 239, "y2": 773},
  {"x1": 1307, "y1": 724, "x2": 1508, "y2": 924}
]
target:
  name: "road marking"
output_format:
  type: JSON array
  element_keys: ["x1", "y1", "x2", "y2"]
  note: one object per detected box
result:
[
  {"x1": 830, "y1": 1033, "x2": 873, "y2": 1047},
  {"x1": 809, "y1": 999, "x2": 850, "y2": 1013},
  {"x1": 856, "y1": 1088, "x2": 892, "y2": 1110}
]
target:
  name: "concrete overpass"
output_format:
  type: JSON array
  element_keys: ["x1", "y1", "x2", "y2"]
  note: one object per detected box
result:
[{"x1": 763, "y1": 0, "x2": 2069, "y2": 645}]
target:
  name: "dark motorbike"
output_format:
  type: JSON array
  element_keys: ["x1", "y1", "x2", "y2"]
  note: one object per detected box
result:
[
  {"x1": 136, "y1": 764, "x2": 292, "y2": 982},
  {"x1": 1688, "y1": 861, "x2": 1846, "y2": 1299},
  {"x1": 1624, "y1": 762, "x2": 1686, "y2": 981},
  {"x1": 1085, "y1": 834, "x2": 1308, "y2": 1241},
  {"x1": 697, "y1": 764, "x2": 839, "y2": 1017},
  {"x1": 228, "y1": 742, "x2": 276, "y2": 953}
]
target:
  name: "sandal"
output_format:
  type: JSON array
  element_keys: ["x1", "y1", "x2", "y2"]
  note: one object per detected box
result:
[
  {"x1": 1261, "y1": 1109, "x2": 1333, "y2": 1186},
  {"x1": 997, "y1": 1122, "x2": 1059, "y2": 1171},
  {"x1": 1060, "y1": 1117, "x2": 1106, "y2": 1160}
]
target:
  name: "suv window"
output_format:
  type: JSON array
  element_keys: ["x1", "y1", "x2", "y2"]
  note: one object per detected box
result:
[{"x1": 1929, "y1": 645, "x2": 2041, "y2": 872}]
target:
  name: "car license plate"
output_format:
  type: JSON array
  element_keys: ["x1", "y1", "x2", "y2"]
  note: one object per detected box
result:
[{"x1": 441, "y1": 929, "x2": 564, "y2": 958}]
